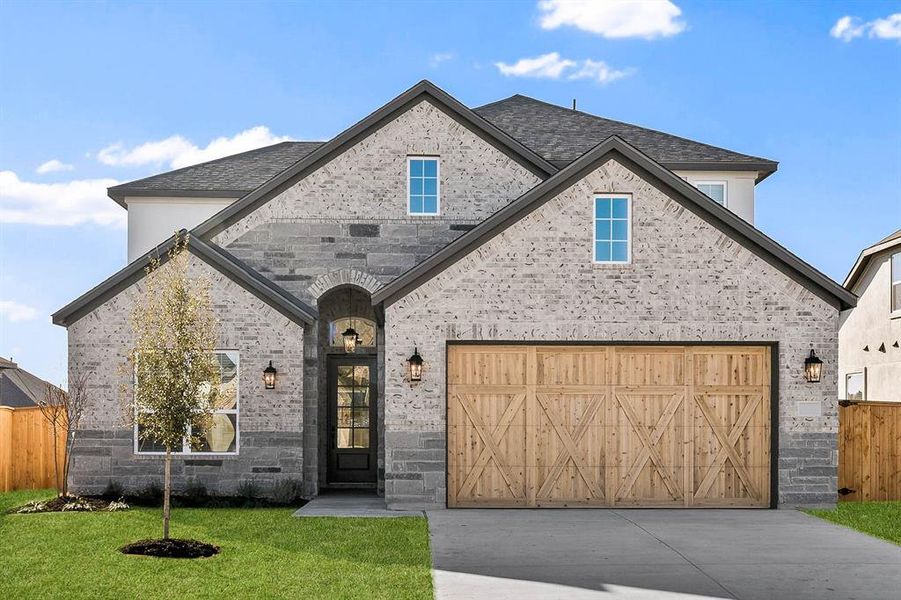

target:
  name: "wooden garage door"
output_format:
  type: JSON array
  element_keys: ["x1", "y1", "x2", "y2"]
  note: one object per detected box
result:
[{"x1": 447, "y1": 345, "x2": 771, "y2": 508}]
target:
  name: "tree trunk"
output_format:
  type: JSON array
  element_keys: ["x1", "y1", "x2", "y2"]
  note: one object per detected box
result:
[
  {"x1": 163, "y1": 449, "x2": 172, "y2": 540},
  {"x1": 50, "y1": 421, "x2": 61, "y2": 497},
  {"x1": 63, "y1": 430, "x2": 73, "y2": 498}
]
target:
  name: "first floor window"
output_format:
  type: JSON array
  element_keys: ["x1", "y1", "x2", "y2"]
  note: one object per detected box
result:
[
  {"x1": 845, "y1": 372, "x2": 865, "y2": 401},
  {"x1": 892, "y1": 252, "x2": 901, "y2": 313},
  {"x1": 594, "y1": 195, "x2": 631, "y2": 263},
  {"x1": 696, "y1": 181, "x2": 727, "y2": 206},
  {"x1": 135, "y1": 350, "x2": 240, "y2": 455},
  {"x1": 408, "y1": 156, "x2": 439, "y2": 215}
]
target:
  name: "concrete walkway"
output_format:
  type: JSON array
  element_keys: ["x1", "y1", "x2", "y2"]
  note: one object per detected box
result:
[
  {"x1": 427, "y1": 509, "x2": 901, "y2": 599},
  {"x1": 293, "y1": 491, "x2": 423, "y2": 517}
]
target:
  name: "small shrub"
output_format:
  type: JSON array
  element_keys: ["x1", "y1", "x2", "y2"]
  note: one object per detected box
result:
[
  {"x1": 102, "y1": 480, "x2": 124, "y2": 499},
  {"x1": 184, "y1": 480, "x2": 209, "y2": 505},
  {"x1": 236, "y1": 480, "x2": 260, "y2": 500},
  {"x1": 17, "y1": 500, "x2": 47, "y2": 514},
  {"x1": 107, "y1": 498, "x2": 130, "y2": 512},
  {"x1": 272, "y1": 479, "x2": 303, "y2": 505},
  {"x1": 62, "y1": 498, "x2": 95, "y2": 512}
]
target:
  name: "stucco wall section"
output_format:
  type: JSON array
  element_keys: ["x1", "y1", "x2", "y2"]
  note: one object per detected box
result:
[
  {"x1": 839, "y1": 249, "x2": 901, "y2": 401},
  {"x1": 67, "y1": 254, "x2": 305, "y2": 495},
  {"x1": 384, "y1": 158, "x2": 839, "y2": 509}
]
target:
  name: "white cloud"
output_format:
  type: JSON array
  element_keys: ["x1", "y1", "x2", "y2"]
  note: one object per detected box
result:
[
  {"x1": 870, "y1": 13, "x2": 901, "y2": 41},
  {"x1": 496, "y1": 52, "x2": 577, "y2": 78},
  {"x1": 830, "y1": 16, "x2": 865, "y2": 41},
  {"x1": 97, "y1": 126, "x2": 292, "y2": 170},
  {"x1": 831, "y1": 13, "x2": 901, "y2": 42},
  {"x1": 0, "y1": 300, "x2": 39, "y2": 322},
  {"x1": 495, "y1": 52, "x2": 633, "y2": 85},
  {"x1": 0, "y1": 170, "x2": 124, "y2": 228},
  {"x1": 429, "y1": 52, "x2": 455, "y2": 67},
  {"x1": 538, "y1": 0, "x2": 685, "y2": 40},
  {"x1": 35, "y1": 159, "x2": 75, "y2": 175},
  {"x1": 568, "y1": 59, "x2": 634, "y2": 85}
]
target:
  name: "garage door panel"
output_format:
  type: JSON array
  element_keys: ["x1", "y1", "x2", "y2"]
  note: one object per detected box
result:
[
  {"x1": 614, "y1": 348, "x2": 685, "y2": 386},
  {"x1": 536, "y1": 347, "x2": 609, "y2": 386},
  {"x1": 533, "y1": 462, "x2": 608, "y2": 506},
  {"x1": 447, "y1": 345, "x2": 771, "y2": 508}
]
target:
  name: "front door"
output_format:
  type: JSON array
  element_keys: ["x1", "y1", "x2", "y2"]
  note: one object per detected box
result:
[{"x1": 327, "y1": 356, "x2": 377, "y2": 485}]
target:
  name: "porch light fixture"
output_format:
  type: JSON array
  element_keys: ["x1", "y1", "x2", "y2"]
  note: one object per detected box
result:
[
  {"x1": 804, "y1": 350, "x2": 823, "y2": 383},
  {"x1": 407, "y1": 347, "x2": 424, "y2": 382},
  {"x1": 343, "y1": 288, "x2": 359, "y2": 353},
  {"x1": 263, "y1": 361, "x2": 277, "y2": 389}
]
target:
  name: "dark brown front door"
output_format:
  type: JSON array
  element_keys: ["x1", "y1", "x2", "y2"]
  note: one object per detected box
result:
[{"x1": 327, "y1": 356, "x2": 377, "y2": 485}]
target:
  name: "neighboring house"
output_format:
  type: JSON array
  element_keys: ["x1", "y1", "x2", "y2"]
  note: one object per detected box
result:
[
  {"x1": 839, "y1": 230, "x2": 901, "y2": 402},
  {"x1": 53, "y1": 81, "x2": 855, "y2": 509},
  {"x1": 0, "y1": 357, "x2": 62, "y2": 408}
]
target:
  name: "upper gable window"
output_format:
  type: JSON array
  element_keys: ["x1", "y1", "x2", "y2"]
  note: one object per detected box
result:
[
  {"x1": 892, "y1": 252, "x2": 901, "y2": 314},
  {"x1": 408, "y1": 157, "x2": 439, "y2": 215},
  {"x1": 594, "y1": 195, "x2": 631, "y2": 263},
  {"x1": 696, "y1": 181, "x2": 727, "y2": 206}
]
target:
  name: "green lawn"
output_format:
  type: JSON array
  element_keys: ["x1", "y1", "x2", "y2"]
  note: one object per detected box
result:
[
  {"x1": 807, "y1": 501, "x2": 901, "y2": 546},
  {"x1": 0, "y1": 489, "x2": 433, "y2": 600}
]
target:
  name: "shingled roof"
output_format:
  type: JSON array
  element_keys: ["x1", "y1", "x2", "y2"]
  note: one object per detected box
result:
[
  {"x1": 107, "y1": 85, "x2": 778, "y2": 207},
  {"x1": 0, "y1": 357, "x2": 62, "y2": 408},
  {"x1": 474, "y1": 95, "x2": 778, "y2": 181},
  {"x1": 107, "y1": 141, "x2": 324, "y2": 207}
]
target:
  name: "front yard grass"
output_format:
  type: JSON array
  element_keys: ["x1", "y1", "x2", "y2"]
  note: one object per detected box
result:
[
  {"x1": 807, "y1": 501, "x2": 901, "y2": 546},
  {"x1": 0, "y1": 489, "x2": 433, "y2": 600}
]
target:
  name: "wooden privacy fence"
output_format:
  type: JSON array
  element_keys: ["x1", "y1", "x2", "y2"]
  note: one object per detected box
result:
[
  {"x1": 0, "y1": 406, "x2": 66, "y2": 493},
  {"x1": 839, "y1": 401, "x2": 901, "y2": 502}
]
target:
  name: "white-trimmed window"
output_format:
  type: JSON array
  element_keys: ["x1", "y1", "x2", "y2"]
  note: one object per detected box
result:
[
  {"x1": 594, "y1": 194, "x2": 631, "y2": 263},
  {"x1": 892, "y1": 252, "x2": 901, "y2": 314},
  {"x1": 135, "y1": 350, "x2": 240, "y2": 455},
  {"x1": 845, "y1": 371, "x2": 865, "y2": 401},
  {"x1": 695, "y1": 181, "x2": 727, "y2": 206},
  {"x1": 408, "y1": 156, "x2": 440, "y2": 215}
]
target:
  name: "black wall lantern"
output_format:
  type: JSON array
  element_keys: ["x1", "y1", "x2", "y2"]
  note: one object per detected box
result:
[
  {"x1": 804, "y1": 350, "x2": 823, "y2": 383},
  {"x1": 263, "y1": 361, "x2": 277, "y2": 389},
  {"x1": 342, "y1": 288, "x2": 359, "y2": 354},
  {"x1": 407, "y1": 347, "x2": 424, "y2": 382}
]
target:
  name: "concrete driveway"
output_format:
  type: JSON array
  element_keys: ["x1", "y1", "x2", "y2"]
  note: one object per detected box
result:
[{"x1": 427, "y1": 509, "x2": 901, "y2": 599}]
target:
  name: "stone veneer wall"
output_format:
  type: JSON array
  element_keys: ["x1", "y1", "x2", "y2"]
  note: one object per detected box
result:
[
  {"x1": 67, "y1": 255, "x2": 305, "y2": 495},
  {"x1": 384, "y1": 159, "x2": 840, "y2": 509}
]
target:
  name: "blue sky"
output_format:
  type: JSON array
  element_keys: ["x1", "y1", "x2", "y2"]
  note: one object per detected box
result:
[{"x1": 1, "y1": 0, "x2": 899, "y2": 385}]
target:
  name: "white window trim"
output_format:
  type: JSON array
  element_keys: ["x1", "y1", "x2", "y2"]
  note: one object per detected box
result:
[
  {"x1": 593, "y1": 193, "x2": 632, "y2": 265},
  {"x1": 891, "y1": 252, "x2": 901, "y2": 318},
  {"x1": 845, "y1": 370, "x2": 866, "y2": 401},
  {"x1": 407, "y1": 156, "x2": 441, "y2": 216},
  {"x1": 695, "y1": 180, "x2": 728, "y2": 208},
  {"x1": 134, "y1": 350, "x2": 241, "y2": 456}
]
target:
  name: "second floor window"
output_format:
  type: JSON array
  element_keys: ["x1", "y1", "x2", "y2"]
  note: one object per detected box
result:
[
  {"x1": 408, "y1": 157, "x2": 439, "y2": 215},
  {"x1": 892, "y1": 252, "x2": 901, "y2": 314},
  {"x1": 594, "y1": 195, "x2": 631, "y2": 263},
  {"x1": 845, "y1": 372, "x2": 864, "y2": 401},
  {"x1": 696, "y1": 182, "x2": 727, "y2": 206}
]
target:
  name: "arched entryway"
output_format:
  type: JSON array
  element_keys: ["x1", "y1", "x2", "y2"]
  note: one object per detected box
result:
[{"x1": 316, "y1": 285, "x2": 383, "y2": 491}]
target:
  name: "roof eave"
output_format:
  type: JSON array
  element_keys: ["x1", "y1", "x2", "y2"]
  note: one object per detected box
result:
[
  {"x1": 108, "y1": 187, "x2": 247, "y2": 209},
  {"x1": 844, "y1": 235, "x2": 901, "y2": 291},
  {"x1": 52, "y1": 232, "x2": 317, "y2": 328},
  {"x1": 662, "y1": 160, "x2": 779, "y2": 183}
]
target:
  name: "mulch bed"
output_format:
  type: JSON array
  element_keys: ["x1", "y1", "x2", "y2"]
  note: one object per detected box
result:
[
  {"x1": 10, "y1": 495, "x2": 126, "y2": 514},
  {"x1": 120, "y1": 538, "x2": 220, "y2": 559}
]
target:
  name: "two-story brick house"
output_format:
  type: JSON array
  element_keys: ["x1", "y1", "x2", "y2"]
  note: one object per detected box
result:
[{"x1": 53, "y1": 81, "x2": 855, "y2": 509}]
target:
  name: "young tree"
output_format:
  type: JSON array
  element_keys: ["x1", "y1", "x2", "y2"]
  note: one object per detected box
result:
[
  {"x1": 38, "y1": 372, "x2": 89, "y2": 497},
  {"x1": 123, "y1": 233, "x2": 220, "y2": 539}
]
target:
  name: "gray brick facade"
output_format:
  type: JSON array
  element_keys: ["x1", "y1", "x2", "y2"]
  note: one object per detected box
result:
[
  {"x1": 383, "y1": 159, "x2": 839, "y2": 509},
  {"x1": 65, "y1": 95, "x2": 842, "y2": 509},
  {"x1": 67, "y1": 256, "x2": 305, "y2": 495}
]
